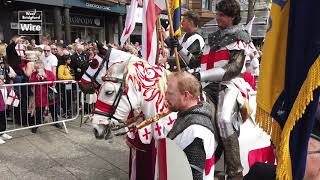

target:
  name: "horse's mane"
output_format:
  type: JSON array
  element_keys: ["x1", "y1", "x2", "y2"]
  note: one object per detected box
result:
[{"x1": 123, "y1": 59, "x2": 169, "y2": 114}]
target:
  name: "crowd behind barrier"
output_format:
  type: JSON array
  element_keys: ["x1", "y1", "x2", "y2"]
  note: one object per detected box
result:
[
  {"x1": 1, "y1": 80, "x2": 89, "y2": 134},
  {"x1": 0, "y1": 80, "x2": 96, "y2": 136}
]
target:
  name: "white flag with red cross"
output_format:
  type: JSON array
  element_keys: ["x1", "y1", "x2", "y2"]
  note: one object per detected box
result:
[
  {"x1": 5, "y1": 88, "x2": 20, "y2": 107},
  {"x1": 120, "y1": 0, "x2": 139, "y2": 46},
  {"x1": 141, "y1": 0, "x2": 166, "y2": 64}
]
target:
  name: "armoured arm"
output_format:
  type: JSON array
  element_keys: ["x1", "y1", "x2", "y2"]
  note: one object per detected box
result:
[
  {"x1": 165, "y1": 37, "x2": 203, "y2": 69},
  {"x1": 199, "y1": 50, "x2": 245, "y2": 82},
  {"x1": 179, "y1": 39, "x2": 203, "y2": 69}
]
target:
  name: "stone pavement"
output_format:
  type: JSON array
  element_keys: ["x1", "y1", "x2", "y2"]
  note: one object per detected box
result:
[{"x1": 0, "y1": 119, "x2": 130, "y2": 180}]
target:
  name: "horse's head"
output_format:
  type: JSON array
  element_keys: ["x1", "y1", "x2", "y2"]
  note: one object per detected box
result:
[
  {"x1": 92, "y1": 61, "x2": 138, "y2": 139},
  {"x1": 92, "y1": 59, "x2": 172, "y2": 142},
  {"x1": 79, "y1": 43, "x2": 141, "y2": 94}
]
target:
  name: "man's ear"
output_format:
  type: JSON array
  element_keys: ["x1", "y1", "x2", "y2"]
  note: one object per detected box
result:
[{"x1": 184, "y1": 91, "x2": 191, "y2": 98}]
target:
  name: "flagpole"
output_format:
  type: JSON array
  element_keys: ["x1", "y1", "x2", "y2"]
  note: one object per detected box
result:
[
  {"x1": 157, "y1": 18, "x2": 166, "y2": 65},
  {"x1": 155, "y1": 21, "x2": 160, "y2": 65},
  {"x1": 164, "y1": 0, "x2": 181, "y2": 72}
]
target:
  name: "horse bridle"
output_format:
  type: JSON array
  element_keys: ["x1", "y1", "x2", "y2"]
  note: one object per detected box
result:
[
  {"x1": 84, "y1": 47, "x2": 112, "y2": 89},
  {"x1": 93, "y1": 76, "x2": 133, "y2": 123}
]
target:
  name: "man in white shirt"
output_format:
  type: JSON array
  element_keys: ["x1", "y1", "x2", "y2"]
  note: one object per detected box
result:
[{"x1": 43, "y1": 45, "x2": 58, "y2": 78}]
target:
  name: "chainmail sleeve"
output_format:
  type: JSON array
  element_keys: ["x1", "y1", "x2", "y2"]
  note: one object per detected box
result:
[
  {"x1": 186, "y1": 39, "x2": 203, "y2": 69},
  {"x1": 183, "y1": 138, "x2": 206, "y2": 180},
  {"x1": 222, "y1": 50, "x2": 245, "y2": 81}
]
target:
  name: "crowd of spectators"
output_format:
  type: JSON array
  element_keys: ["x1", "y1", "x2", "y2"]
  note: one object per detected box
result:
[{"x1": 0, "y1": 35, "x2": 143, "y2": 139}]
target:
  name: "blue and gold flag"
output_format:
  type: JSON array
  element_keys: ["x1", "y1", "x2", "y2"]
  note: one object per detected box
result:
[
  {"x1": 256, "y1": 0, "x2": 320, "y2": 179},
  {"x1": 171, "y1": 0, "x2": 181, "y2": 37}
]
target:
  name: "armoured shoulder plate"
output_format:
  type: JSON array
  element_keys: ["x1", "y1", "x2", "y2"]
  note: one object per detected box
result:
[{"x1": 208, "y1": 25, "x2": 252, "y2": 51}]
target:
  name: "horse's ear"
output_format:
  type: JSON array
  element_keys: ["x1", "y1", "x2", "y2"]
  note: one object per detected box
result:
[{"x1": 96, "y1": 41, "x2": 108, "y2": 56}]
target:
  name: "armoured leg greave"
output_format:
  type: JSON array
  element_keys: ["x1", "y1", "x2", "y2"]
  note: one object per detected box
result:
[
  {"x1": 222, "y1": 133, "x2": 243, "y2": 179},
  {"x1": 217, "y1": 87, "x2": 243, "y2": 178}
]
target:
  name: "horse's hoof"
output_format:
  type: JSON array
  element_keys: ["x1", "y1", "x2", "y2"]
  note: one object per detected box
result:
[{"x1": 93, "y1": 129, "x2": 104, "y2": 139}]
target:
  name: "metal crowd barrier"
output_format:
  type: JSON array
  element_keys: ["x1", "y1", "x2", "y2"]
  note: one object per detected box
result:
[{"x1": 0, "y1": 80, "x2": 80, "y2": 134}]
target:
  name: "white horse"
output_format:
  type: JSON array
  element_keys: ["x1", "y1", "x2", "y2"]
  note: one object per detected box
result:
[{"x1": 91, "y1": 57, "x2": 275, "y2": 179}]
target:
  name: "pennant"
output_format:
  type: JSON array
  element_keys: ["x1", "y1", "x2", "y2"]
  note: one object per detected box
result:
[{"x1": 256, "y1": 0, "x2": 320, "y2": 179}]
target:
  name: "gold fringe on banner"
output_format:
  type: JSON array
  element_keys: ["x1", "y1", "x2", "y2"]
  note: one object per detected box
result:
[{"x1": 256, "y1": 56, "x2": 320, "y2": 180}]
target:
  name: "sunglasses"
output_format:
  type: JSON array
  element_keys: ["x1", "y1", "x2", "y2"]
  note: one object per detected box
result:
[{"x1": 44, "y1": 50, "x2": 51, "y2": 52}]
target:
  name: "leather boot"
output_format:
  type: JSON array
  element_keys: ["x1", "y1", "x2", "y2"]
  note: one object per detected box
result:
[{"x1": 222, "y1": 132, "x2": 243, "y2": 180}]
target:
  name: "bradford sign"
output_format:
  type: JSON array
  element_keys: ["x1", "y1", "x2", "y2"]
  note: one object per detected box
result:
[{"x1": 18, "y1": 10, "x2": 42, "y2": 35}]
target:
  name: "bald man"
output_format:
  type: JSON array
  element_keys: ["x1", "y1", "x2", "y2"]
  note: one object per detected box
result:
[{"x1": 71, "y1": 44, "x2": 89, "y2": 81}]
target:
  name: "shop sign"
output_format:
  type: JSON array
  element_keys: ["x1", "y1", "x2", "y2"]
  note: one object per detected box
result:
[
  {"x1": 18, "y1": 10, "x2": 42, "y2": 35},
  {"x1": 69, "y1": 15, "x2": 103, "y2": 27},
  {"x1": 85, "y1": 2, "x2": 112, "y2": 11},
  {"x1": 64, "y1": 0, "x2": 125, "y2": 14},
  {"x1": 87, "y1": 0, "x2": 114, "y2": 5}
]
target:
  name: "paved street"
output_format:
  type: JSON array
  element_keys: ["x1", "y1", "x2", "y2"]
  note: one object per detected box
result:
[{"x1": 0, "y1": 119, "x2": 130, "y2": 180}]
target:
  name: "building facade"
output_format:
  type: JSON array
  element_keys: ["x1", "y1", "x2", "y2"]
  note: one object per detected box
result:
[{"x1": 0, "y1": 0, "x2": 126, "y2": 44}]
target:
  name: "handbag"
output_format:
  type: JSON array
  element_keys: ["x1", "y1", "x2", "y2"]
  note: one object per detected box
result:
[{"x1": 48, "y1": 86, "x2": 58, "y2": 101}]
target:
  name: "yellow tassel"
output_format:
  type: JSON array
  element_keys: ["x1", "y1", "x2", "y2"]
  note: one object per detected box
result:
[
  {"x1": 276, "y1": 57, "x2": 320, "y2": 180},
  {"x1": 256, "y1": 57, "x2": 320, "y2": 180}
]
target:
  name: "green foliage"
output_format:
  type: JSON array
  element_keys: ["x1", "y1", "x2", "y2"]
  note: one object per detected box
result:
[{"x1": 264, "y1": 0, "x2": 272, "y2": 4}]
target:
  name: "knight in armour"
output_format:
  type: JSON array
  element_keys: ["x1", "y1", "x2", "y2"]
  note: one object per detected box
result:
[
  {"x1": 163, "y1": 10, "x2": 205, "y2": 70},
  {"x1": 192, "y1": 0, "x2": 259, "y2": 178}
]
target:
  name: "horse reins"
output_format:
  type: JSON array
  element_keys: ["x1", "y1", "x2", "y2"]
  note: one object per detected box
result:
[
  {"x1": 93, "y1": 76, "x2": 133, "y2": 123},
  {"x1": 84, "y1": 47, "x2": 112, "y2": 88}
]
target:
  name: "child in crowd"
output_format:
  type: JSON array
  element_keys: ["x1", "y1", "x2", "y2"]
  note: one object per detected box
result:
[{"x1": 0, "y1": 58, "x2": 14, "y2": 144}]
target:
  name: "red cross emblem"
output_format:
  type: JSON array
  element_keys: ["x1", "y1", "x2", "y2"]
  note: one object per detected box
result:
[
  {"x1": 142, "y1": 128, "x2": 151, "y2": 140},
  {"x1": 155, "y1": 122, "x2": 162, "y2": 136},
  {"x1": 10, "y1": 95, "x2": 19, "y2": 106},
  {"x1": 167, "y1": 117, "x2": 174, "y2": 126},
  {"x1": 8, "y1": 90, "x2": 19, "y2": 106}
]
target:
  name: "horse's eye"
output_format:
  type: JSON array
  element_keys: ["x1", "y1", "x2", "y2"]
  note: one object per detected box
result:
[{"x1": 105, "y1": 91, "x2": 114, "y2": 96}]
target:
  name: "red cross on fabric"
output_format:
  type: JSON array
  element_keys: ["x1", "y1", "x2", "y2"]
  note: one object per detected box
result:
[
  {"x1": 10, "y1": 94, "x2": 19, "y2": 106},
  {"x1": 129, "y1": 128, "x2": 136, "y2": 134},
  {"x1": 167, "y1": 117, "x2": 174, "y2": 126},
  {"x1": 142, "y1": 128, "x2": 151, "y2": 140},
  {"x1": 155, "y1": 122, "x2": 162, "y2": 136}
]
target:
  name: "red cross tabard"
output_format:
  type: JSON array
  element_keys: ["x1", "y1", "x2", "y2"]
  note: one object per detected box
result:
[
  {"x1": 167, "y1": 116, "x2": 174, "y2": 126},
  {"x1": 142, "y1": 128, "x2": 151, "y2": 140},
  {"x1": 155, "y1": 122, "x2": 162, "y2": 136}
]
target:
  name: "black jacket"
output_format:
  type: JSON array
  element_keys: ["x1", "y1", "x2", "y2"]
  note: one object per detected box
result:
[
  {"x1": 71, "y1": 52, "x2": 89, "y2": 81},
  {"x1": 6, "y1": 42, "x2": 24, "y2": 76}
]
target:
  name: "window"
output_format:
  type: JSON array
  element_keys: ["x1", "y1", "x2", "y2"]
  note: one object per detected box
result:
[{"x1": 202, "y1": 0, "x2": 210, "y2": 10}]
